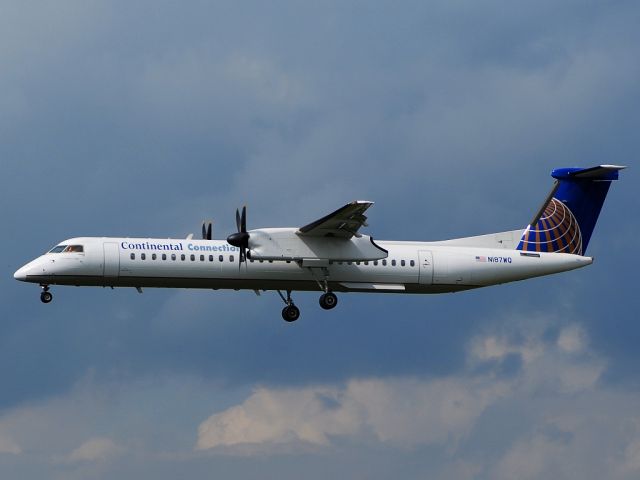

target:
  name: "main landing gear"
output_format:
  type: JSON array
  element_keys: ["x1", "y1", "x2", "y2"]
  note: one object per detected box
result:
[
  {"x1": 277, "y1": 290, "x2": 300, "y2": 322},
  {"x1": 319, "y1": 292, "x2": 338, "y2": 310},
  {"x1": 40, "y1": 285, "x2": 53, "y2": 304},
  {"x1": 277, "y1": 290, "x2": 339, "y2": 322}
]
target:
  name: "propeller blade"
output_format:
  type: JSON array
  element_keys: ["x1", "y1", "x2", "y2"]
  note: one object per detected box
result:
[
  {"x1": 240, "y1": 206, "x2": 247, "y2": 233},
  {"x1": 235, "y1": 208, "x2": 241, "y2": 232},
  {"x1": 238, "y1": 246, "x2": 246, "y2": 270},
  {"x1": 202, "y1": 221, "x2": 213, "y2": 240}
]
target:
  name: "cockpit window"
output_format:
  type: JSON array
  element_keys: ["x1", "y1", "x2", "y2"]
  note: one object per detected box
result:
[{"x1": 47, "y1": 244, "x2": 84, "y2": 253}]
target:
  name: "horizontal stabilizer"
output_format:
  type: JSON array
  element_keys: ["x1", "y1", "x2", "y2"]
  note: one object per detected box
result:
[{"x1": 552, "y1": 165, "x2": 626, "y2": 180}]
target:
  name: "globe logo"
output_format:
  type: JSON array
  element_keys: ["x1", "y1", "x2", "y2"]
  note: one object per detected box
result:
[{"x1": 518, "y1": 198, "x2": 583, "y2": 255}]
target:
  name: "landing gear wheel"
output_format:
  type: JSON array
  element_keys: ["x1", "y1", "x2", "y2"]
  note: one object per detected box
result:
[
  {"x1": 40, "y1": 291, "x2": 53, "y2": 303},
  {"x1": 319, "y1": 292, "x2": 338, "y2": 310},
  {"x1": 282, "y1": 304, "x2": 300, "y2": 322}
]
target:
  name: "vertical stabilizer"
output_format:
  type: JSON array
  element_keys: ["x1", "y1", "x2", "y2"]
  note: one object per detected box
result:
[{"x1": 517, "y1": 165, "x2": 625, "y2": 255}]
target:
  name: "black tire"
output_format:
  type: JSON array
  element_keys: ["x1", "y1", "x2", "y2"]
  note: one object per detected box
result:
[
  {"x1": 319, "y1": 292, "x2": 338, "y2": 310},
  {"x1": 40, "y1": 291, "x2": 53, "y2": 304},
  {"x1": 282, "y1": 305, "x2": 300, "y2": 322}
]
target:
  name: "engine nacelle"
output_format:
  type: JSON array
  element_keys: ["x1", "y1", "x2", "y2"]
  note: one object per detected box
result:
[{"x1": 247, "y1": 228, "x2": 388, "y2": 262}]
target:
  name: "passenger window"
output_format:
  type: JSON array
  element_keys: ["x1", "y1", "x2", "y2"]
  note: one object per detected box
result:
[
  {"x1": 347, "y1": 261, "x2": 353, "y2": 265},
  {"x1": 364, "y1": 261, "x2": 369, "y2": 265},
  {"x1": 162, "y1": 254, "x2": 167, "y2": 260},
  {"x1": 230, "y1": 255, "x2": 234, "y2": 262},
  {"x1": 392, "y1": 260, "x2": 396, "y2": 266},
  {"x1": 356, "y1": 261, "x2": 360, "y2": 265},
  {"x1": 152, "y1": 253, "x2": 157, "y2": 260},
  {"x1": 181, "y1": 254, "x2": 185, "y2": 261},
  {"x1": 401, "y1": 260, "x2": 405, "y2": 267},
  {"x1": 130, "y1": 253, "x2": 135, "y2": 260},
  {"x1": 219, "y1": 255, "x2": 224, "y2": 262},
  {"x1": 141, "y1": 253, "x2": 146, "y2": 260},
  {"x1": 209, "y1": 255, "x2": 213, "y2": 262},
  {"x1": 190, "y1": 254, "x2": 195, "y2": 261},
  {"x1": 171, "y1": 254, "x2": 176, "y2": 261},
  {"x1": 410, "y1": 260, "x2": 415, "y2": 267},
  {"x1": 382, "y1": 259, "x2": 387, "y2": 266},
  {"x1": 200, "y1": 255, "x2": 204, "y2": 261},
  {"x1": 374, "y1": 260, "x2": 378, "y2": 266}
]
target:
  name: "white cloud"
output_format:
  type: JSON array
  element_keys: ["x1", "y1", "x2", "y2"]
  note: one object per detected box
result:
[
  {"x1": 67, "y1": 437, "x2": 119, "y2": 463},
  {"x1": 557, "y1": 324, "x2": 587, "y2": 353},
  {"x1": 0, "y1": 374, "x2": 244, "y2": 466},
  {"x1": 469, "y1": 322, "x2": 605, "y2": 394},
  {"x1": 197, "y1": 376, "x2": 509, "y2": 451},
  {"x1": 197, "y1": 320, "x2": 609, "y2": 453},
  {"x1": 197, "y1": 387, "x2": 362, "y2": 449}
]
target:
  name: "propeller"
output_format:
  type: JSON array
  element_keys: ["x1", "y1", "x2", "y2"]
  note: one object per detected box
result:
[
  {"x1": 226, "y1": 206, "x2": 249, "y2": 266},
  {"x1": 202, "y1": 221, "x2": 212, "y2": 240}
]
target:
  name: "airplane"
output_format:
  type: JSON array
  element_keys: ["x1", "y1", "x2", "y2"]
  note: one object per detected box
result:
[{"x1": 14, "y1": 165, "x2": 624, "y2": 322}]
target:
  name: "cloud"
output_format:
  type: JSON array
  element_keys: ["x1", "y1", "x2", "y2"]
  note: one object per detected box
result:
[
  {"x1": 196, "y1": 322, "x2": 604, "y2": 453},
  {"x1": 196, "y1": 377, "x2": 502, "y2": 451},
  {"x1": 197, "y1": 386, "x2": 362, "y2": 449},
  {"x1": 0, "y1": 318, "x2": 637, "y2": 479},
  {"x1": 1, "y1": 1, "x2": 638, "y2": 478},
  {"x1": 490, "y1": 405, "x2": 640, "y2": 480},
  {"x1": 620, "y1": 437, "x2": 640, "y2": 475},
  {"x1": 0, "y1": 433, "x2": 21, "y2": 455},
  {"x1": 469, "y1": 322, "x2": 606, "y2": 394},
  {"x1": 66, "y1": 437, "x2": 119, "y2": 463}
]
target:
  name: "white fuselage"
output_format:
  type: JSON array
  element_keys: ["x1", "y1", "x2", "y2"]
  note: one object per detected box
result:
[{"x1": 14, "y1": 237, "x2": 593, "y2": 294}]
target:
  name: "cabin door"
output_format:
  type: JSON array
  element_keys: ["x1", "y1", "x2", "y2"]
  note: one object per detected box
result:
[
  {"x1": 103, "y1": 242, "x2": 120, "y2": 277},
  {"x1": 418, "y1": 250, "x2": 433, "y2": 285}
]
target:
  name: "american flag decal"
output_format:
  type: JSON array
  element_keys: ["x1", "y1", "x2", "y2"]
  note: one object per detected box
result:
[{"x1": 476, "y1": 256, "x2": 486, "y2": 262}]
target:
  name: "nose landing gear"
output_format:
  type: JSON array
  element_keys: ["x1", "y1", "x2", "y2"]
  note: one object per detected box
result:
[{"x1": 40, "y1": 285, "x2": 53, "y2": 304}]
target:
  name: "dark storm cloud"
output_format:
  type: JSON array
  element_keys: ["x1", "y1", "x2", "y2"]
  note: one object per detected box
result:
[
  {"x1": 1, "y1": 1, "x2": 638, "y2": 477},
  {"x1": 2, "y1": 0, "x2": 638, "y2": 396}
]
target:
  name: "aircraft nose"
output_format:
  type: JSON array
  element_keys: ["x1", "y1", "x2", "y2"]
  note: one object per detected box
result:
[{"x1": 14, "y1": 265, "x2": 28, "y2": 281}]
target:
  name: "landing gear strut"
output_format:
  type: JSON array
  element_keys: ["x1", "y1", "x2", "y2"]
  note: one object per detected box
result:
[
  {"x1": 277, "y1": 290, "x2": 300, "y2": 322},
  {"x1": 319, "y1": 292, "x2": 338, "y2": 310},
  {"x1": 310, "y1": 270, "x2": 339, "y2": 311},
  {"x1": 40, "y1": 285, "x2": 52, "y2": 304}
]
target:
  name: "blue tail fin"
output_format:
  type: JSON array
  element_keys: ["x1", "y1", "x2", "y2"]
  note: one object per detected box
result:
[{"x1": 517, "y1": 165, "x2": 625, "y2": 255}]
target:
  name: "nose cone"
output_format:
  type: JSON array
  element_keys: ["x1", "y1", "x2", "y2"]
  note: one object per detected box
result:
[{"x1": 14, "y1": 265, "x2": 28, "y2": 281}]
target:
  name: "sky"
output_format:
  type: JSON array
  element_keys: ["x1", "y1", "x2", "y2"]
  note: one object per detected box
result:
[{"x1": 1, "y1": 1, "x2": 639, "y2": 478}]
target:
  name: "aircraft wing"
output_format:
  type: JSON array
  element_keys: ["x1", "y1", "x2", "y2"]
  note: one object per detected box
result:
[{"x1": 297, "y1": 201, "x2": 373, "y2": 239}]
